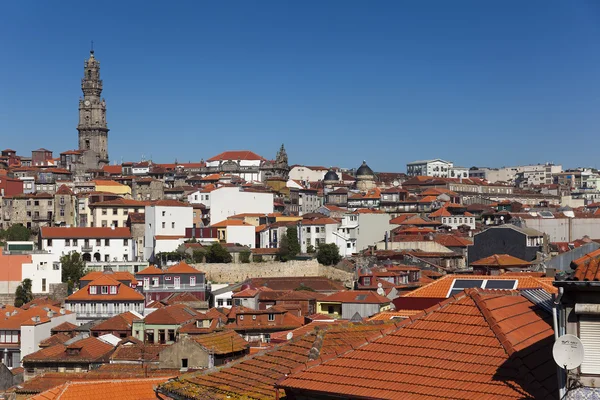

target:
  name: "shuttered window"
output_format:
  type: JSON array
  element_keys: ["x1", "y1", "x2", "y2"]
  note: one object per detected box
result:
[{"x1": 580, "y1": 316, "x2": 600, "y2": 374}]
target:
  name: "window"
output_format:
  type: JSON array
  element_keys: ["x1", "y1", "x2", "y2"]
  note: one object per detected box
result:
[
  {"x1": 102, "y1": 209, "x2": 107, "y2": 215},
  {"x1": 42, "y1": 278, "x2": 47, "y2": 292},
  {"x1": 60, "y1": 209, "x2": 65, "y2": 217},
  {"x1": 580, "y1": 316, "x2": 600, "y2": 374},
  {"x1": 105, "y1": 239, "x2": 109, "y2": 246},
  {"x1": 101, "y1": 221, "x2": 107, "y2": 227},
  {"x1": 112, "y1": 208, "x2": 118, "y2": 215},
  {"x1": 65, "y1": 239, "x2": 70, "y2": 246},
  {"x1": 96, "y1": 239, "x2": 101, "y2": 246},
  {"x1": 123, "y1": 239, "x2": 128, "y2": 246},
  {"x1": 152, "y1": 277, "x2": 159, "y2": 287},
  {"x1": 26, "y1": 200, "x2": 31, "y2": 206},
  {"x1": 34, "y1": 201, "x2": 39, "y2": 206},
  {"x1": 112, "y1": 221, "x2": 118, "y2": 228},
  {"x1": 190, "y1": 276, "x2": 196, "y2": 286},
  {"x1": 110, "y1": 286, "x2": 117, "y2": 294},
  {"x1": 143, "y1": 277, "x2": 149, "y2": 289},
  {"x1": 101, "y1": 286, "x2": 108, "y2": 294},
  {"x1": 172, "y1": 222, "x2": 175, "y2": 228},
  {"x1": 60, "y1": 197, "x2": 65, "y2": 205},
  {"x1": 73, "y1": 239, "x2": 77, "y2": 246},
  {"x1": 181, "y1": 358, "x2": 188, "y2": 368},
  {"x1": 123, "y1": 254, "x2": 128, "y2": 261},
  {"x1": 162, "y1": 222, "x2": 166, "y2": 228},
  {"x1": 217, "y1": 299, "x2": 224, "y2": 307},
  {"x1": 90, "y1": 286, "x2": 97, "y2": 294},
  {"x1": 363, "y1": 277, "x2": 371, "y2": 286},
  {"x1": 47, "y1": 239, "x2": 52, "y2": 247},
  {"x1": 162, "y1": 211, "x2": 166, "y2": 217},
  {"x1": 226, "y1": 299, "x2": 232, "y2": 306},
  {"x1": 104, "y1": 254, "x2": 109, "y2": 262},
  {"x1": 268, "y1": 313, "x2": 275, "y2": 321},
  {"x1": 168, "y1": 329, "x2": 176, "y2": 342},
  {"x1": 315, "y1": 227, "x2": 320, "y2": 233}
]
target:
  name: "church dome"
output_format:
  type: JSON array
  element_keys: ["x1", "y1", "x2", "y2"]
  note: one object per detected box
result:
[
  {"x1": 324, "y1": 168, "x2": 339, "y2": 182},
  {"x1": 356, "y1": 161, "x2": 374, "y2": 177}
]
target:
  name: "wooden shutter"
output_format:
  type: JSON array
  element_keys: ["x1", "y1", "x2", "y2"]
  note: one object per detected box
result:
[{"x1": 580, "y1": 316, "x2": 600, "y2": 374}]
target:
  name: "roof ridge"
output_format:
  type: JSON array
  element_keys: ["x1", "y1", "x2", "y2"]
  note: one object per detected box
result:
[{"x1": 467, "y1": 288, "x2": 518, "y2": 356}]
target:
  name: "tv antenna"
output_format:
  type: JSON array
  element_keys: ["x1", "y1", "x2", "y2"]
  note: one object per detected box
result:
[{"x1": 553, "y1": 334, "x2": 584, "y2": 370}]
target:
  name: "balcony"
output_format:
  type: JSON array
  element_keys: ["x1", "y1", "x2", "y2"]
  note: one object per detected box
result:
[
  {"x1": 143, "y1": 283, "x2": 206, "y2": 292},
  {"x1": 81, "y1": 244, "x2": 93, "y2": 252}
]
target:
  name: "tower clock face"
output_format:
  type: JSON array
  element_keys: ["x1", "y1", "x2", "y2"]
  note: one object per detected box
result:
[{"x1": 84, "y1": 100, "x2": 91, "y2": 106}]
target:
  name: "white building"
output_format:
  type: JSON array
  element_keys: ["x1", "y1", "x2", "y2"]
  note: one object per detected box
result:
[
  {"x1": 144, "y1": 200, "x2": 193, "y2": 260},
  {"x1": 209, "y1": 186, "x2": 273, "y2": 225},
  {"x1": 289, "y1": 165, "x2": 330, "y2": 183},
  {"x1": 406, "y1": 159, "x2": 454, "y2": 177},
  {"x1": 187, "y1": 188, "x2": 212, "y2": 208},
  {"x1": 0, "y1": 242, "x2": 62, "y2": 295},
  {"x1": 470, "y1": 163, "x2": 562, "y2": 185},
  {"x1": 39, "y1": 227, "x2": 134, "y2": 263},
  {"x1": 212, "y1": 220, "x2": 256, "y2": 248},
  {"x1": 205, "y1": 150, "x2": 265, "y2": 182},
  {"x1": 299, "y1": 217, "x2": 340, "y2": 253},
  {"x1": 350, "y1": 210, "x2": 393, "y2": 252}
]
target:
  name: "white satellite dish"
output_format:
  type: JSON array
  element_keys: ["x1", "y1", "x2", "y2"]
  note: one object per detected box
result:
[
  {"x1": 553, "y1": 334, "x2": 585, "y2": 370},
  {"x1": 286, "y1": 332, "x2": 293, "y2": 341}
]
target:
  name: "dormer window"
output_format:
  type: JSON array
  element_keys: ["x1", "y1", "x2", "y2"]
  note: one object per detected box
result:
[
  {"x1": 101, "y1": 286, "x2": 108, "y2": 294},
  {"x1": 89, "y1": 286, "x2": 97, "y2": 294},
  {"x1": 110, "y1": 285, "x2": 117, "y2": 294}
]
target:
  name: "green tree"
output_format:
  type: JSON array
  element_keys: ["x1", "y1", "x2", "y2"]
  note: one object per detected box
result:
[
  {"x1": 61, "y1": 251, "x2": 87, "y2": 291},
  {"x1": 240, "y1": 250, "x2": 251, "y2": 263},
  {"x1": 252, "y1": 254, "x2": 264, "y2": 263},
  {"x1": 192, "y1": 249, "x2": 206, "y2": 263},
  {"x1": 286, "y1": 227, "x2": 301, "y2": 256},
  {"x1": 278, "y1": 234, "x2": 291, "y2": 262},
  {"x1": 14, "y1": 278, "x2": 33, "y2": 307},
  {"x1": 316, "y1": 243, "x2": 342, "y2": 266},
  {"x1": 306, "y1": 244, "x2": 316, "y2": 254},
  {"x1": 5, "y1": 224, "x2": 31, "y2": 241},
  {"x1": 205, "y1": 243, "x2": 232, "y2": 263}
]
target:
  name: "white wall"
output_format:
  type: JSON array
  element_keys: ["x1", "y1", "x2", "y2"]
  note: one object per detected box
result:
[
  {"x1": 187, "y1": 190, "x2": 211, "y2": 208},
  {"x1": 209, "y1": 187, "x2": 273, "y2": 225},
  {"x1": 20, "y1": 312, "x2": 77, "y2": 363},
  {"x1": 289, "y1": 166, "x2": 328, "y2": 182},
  {"x1": 144, "y1": 204, "x2": 192, "y2": 259},
  {"x1": 42, "y1": 237, "x2": 133, "y2": 263},
  {"x1": 227, "y1": 225, "x2": 256, "y2": 248},
  {"x1": 22, "y1": 253, "x2": 62, "y2": 294},
  {"x1": 356, "y1": 213, "x2": 393, "y2": 252}
]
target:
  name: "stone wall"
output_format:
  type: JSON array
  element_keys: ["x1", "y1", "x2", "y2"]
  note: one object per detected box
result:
[{"x1": 192, "y1": 260, "x2": 354, "y2": 286}]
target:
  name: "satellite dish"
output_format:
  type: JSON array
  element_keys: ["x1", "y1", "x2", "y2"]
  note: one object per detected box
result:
[
  {"x1": 553, "y1": 334, "x2": 585, "y2": 370},
  {"x1": 286, "y1": 332, "x2": 293, "y2": 341}
]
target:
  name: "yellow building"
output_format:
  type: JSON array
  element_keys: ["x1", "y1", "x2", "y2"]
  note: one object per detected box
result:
[{"x1": 94, "y1": 180, "x2": 132, "y2": 196}]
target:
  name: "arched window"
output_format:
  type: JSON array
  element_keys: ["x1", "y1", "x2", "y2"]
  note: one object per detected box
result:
[
  {"x1": 87, "y1": 70, "x2": 91, "y2": 79},
  {"x1": 85, "y1": 140, "x2": 90, "y2": 150}
]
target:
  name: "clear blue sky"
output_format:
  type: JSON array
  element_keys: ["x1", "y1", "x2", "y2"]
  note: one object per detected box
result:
[{"x1": 1, "y1": 1, "x2": 599, "y2": 172}]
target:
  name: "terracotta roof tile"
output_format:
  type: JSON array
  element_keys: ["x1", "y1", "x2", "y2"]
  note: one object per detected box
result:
[
  {"x1": 66, "y1": 276, "x2": 144, "y2": 302},
  {"x1": 51, "y1": 321, "x2": 78, "y2": 333},
  {"x1": 211, "y1": 219, "x2": 253, "y2": 227},
  {"x1": 320, "y1": 290, "x2": 390, "y2": 304},
  {"x1": 136, "y1": 265, "x2": 163, "y2": 275},
  {"x1": 192, "y1": 330, "x2": 249, "y2": 354},
  {"x1": 207, "y1": 150, "x2": 265, "y2": 162},
  {"x1": 29, "y1": 378, "x2": 170, "y2": 400},
  {"x1": 91, "y1": 311, "x2": 138, "y2": 332},
  {"x1": 110, "y1": 341, "x2": 167, "y2": 362},
  {"x1": 81, "y1": 271, "x2": 138, "y2": 285},
  {"x1": 23, "y1": 337, "x2": 115, "y2": 363},
  {"x1": 143, "y1": 304, "x2": 199, "y2": 325},
  {"x1": 402, "y1": 274, "x2": 557, "y2": 298},
  {"x1": 278, "y1": 289, "x2": 556, "y2": 400},
  {"x1": 470, "y1": 254, "x2": 532, "y2": 267},
  {"x1": 572, "y1": 249, "x2": 600, "y2": 281},
  {"x1": 165, "y1": 261, "x2": 202, "y2": 274},
  {"x1": 39, "y1": 333, "x2": 72, "y2": 348},
  {"x1": 158, "y1": 321, "x2": 394, "y2": 399}
]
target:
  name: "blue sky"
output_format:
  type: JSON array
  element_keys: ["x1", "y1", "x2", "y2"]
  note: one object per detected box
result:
[{"x1": 1, "y1": 1, "x2": 599, "y2": 172}]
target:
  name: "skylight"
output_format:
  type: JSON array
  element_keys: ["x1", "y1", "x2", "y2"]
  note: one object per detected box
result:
[{"x1": 446, "y1": 279, "x2": 518, "y2": 297}]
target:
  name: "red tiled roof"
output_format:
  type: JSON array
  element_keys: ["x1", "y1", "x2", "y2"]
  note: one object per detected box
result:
[
  {"x1": 136, "y1": 265, "x2": 163, "y2": 275},
  {"x1": 89, "y1": 198, "x2": 149, "y2": 207},
  {"x1": 402, "y1": 274, "x2": 557, "y2": 298},
  {"x1": 110, "y1": 340, "x2": 167, "y2": 362},
  {"x1": 470, "y1": 254, "x2": 532, "y2": 267},
  {"x1": 39, "y1": 333, "x2": 72, "y2": 348},
  {"x1": 165, "y1": 261, "x2": 202, "y2": 274},
  {"x1": 66, "y1": 276, "x2": 144, "y2": 302},
  {"x1": 29, "y1": 378, "x2": 170, "y2": 400},
  {"x1": 51, "y1": 321, "x2": 78, "y2": 333},
  {"x1": 572, "y1": 248, "x2": 600, "y2": 281},
  {"x1": 143, "y1": 304, "x2": 199, "y2": 325},
  {"x1": 211, "y1": 219, "x2": 253, "y2": 227},
  {"x1": 150, "y1": 199, "x2": 191, "y2": 207},
  {"x1": 434, "y1": 234, "x2": 473, "y2": 248},
  {"x1": 278, "y1": 289, "x2": 556, "y2": 399},
  {"x1": 241, "y1": 277, "x2": 346, "y2": 293},
  {"x1": 320, "y1": 290, "x2": 390, "y2": 304},
  {"x1": 0, "y1": 305, "x2": 69, "y2": 330},
  {"x1": 40, "y1": 227, "x2": 131, "y2": 239},
  {"x1": 158, "y1": 321, "x2": 397, "y2": 399},
  {"x1": 91, "y1": 311, "x2": 138, "y2": 332},
  {"x1": 23, "y1": 337, "x2": 115, "y2": 363},
  {"x1": 192, "y1": 330, "x2": 249, "y2": 354},
  {"x1": 55, "y1": 184, "x2": 74, "y2": 195},
  {"x1": 81, "y1": 271, "x2": 138, "y2": 285},
  {"x1": 207, "y1": 150, "x2": 265, "y2": 162}
]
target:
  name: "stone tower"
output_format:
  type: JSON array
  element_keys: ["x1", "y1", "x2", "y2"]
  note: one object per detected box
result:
[{"x1": 77, "y1": 49, "x2": 109, "y2": 169}]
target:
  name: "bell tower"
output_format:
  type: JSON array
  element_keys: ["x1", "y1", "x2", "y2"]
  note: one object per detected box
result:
[{"x1": 77, "y1": 48, "x2": 109, "y2": 166}]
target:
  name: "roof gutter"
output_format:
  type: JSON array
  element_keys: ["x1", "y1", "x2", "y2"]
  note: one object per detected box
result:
[{"x1": 552, "y1": 286, "x2": 565, "y2": 399}]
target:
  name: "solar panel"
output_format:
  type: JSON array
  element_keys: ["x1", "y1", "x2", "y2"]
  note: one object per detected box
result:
[
  {"x1": 453, "y1": 279, "x2": 484, "y2": 289},
  {"x1": 484, "y1": 280, "x2": 517, "y2": 289},
  {"x1": 355, "y1": 295, "x2": 368, "y2": 301},
  {"x1": 449, "y1": 289, "x2": 464, "y2": 297}
]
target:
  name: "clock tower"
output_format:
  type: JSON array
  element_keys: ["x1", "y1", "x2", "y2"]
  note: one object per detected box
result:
[{"x1": 77, "y1": 49, "x2": 109, "y2": 167}]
